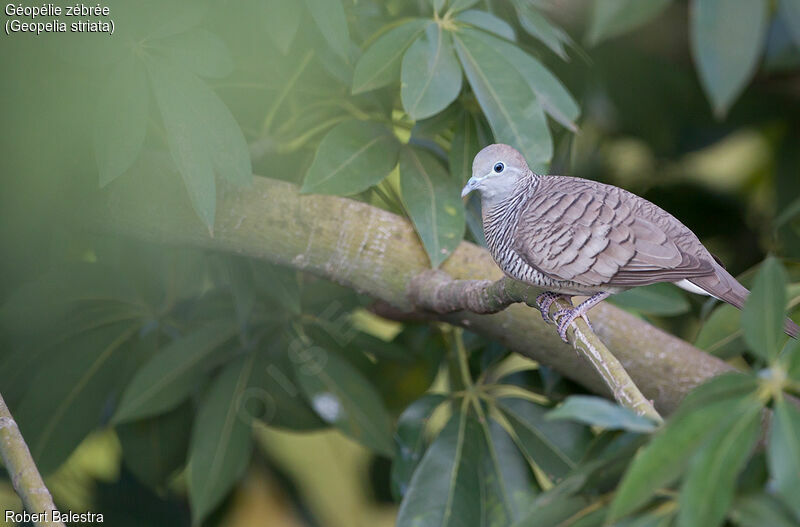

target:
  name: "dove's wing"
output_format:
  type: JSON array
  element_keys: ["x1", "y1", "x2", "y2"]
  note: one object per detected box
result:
[{"x1": 512, "y1": 176, "x2": 715, "y2": 287}]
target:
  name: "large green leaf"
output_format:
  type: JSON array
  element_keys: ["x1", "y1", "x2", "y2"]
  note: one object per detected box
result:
[
  {"x1": 392, "y1": 393, "x2": 449, "y2": 499},
  {"x1": 455, "y1": 10, "x2": 516, "y2": 41},
  {"x1": 767, "y1": 398, "x2": 800, "y2": 517},
  {"x1": 448, "y1": 111, "x2": 489, "y2": 185},
  {"x1": 468, "y1": 30, "x2": 579, "y2": 133},
  {"x1": 454, "y1": 28, "x2": 552, "y2": 172},
  {"x1": 586, "y1": 0, "x2": 671, "y2": 45},
  {"x1": 498, "y1": 397, "x2": 591, "y2": 481},
  {"x1": 114, "y1": 320, "x2": 238, "y2": 423},
  {"x1": 399, "y1": 147, "x2": 466, "y2": 268},
  {"x1": 608, "y1": 375, "x2": 760, "y2": 521},
  {"x1": 401, "y1": 24, "x2": 463, "y2": 120},
  {"x1": 484, "y1": 418, "x2": 540, "y2": 523},
  {"x1": 449, "y1": 0, "x2": 480, "y2": 12},
  {"x1": 303, "y1": 0, "x2": 351, "y2": 61},
  {"x1": 15, "y1": 322, "x2": 139, "y2": 474},
  {"x1": 253, "y1": 344, "x2": 327, "y2": 431},
  {"x1": 690, "y1": 0, "x2": 768, "y2": 116},
  {"x1": 694, "y1": 303, "x2": 747, "y2": 358},
  {"x1": 301, "y1": 120, "x2": 400, "y2": 195},
  {"x1": 294, "y1": 348, "x2": 394, "y2": 456},
  {"x1": 547, "y1": 396, "x2": 658, "y2": 433},
  {"x1": 782, "y1": 336, "x2": 800, "y2": 381},
  {"x1": 188, "y1": 353, "x2": 262, "y2": 523},
  {"x1": 259, "y1": 0, "x2": 302, "y2": 54},
  {"x1": 147, "y1": 56, "x2": 252, "y2": 229},
  {"x1": 511, "y1": 495, "x2": 594, "y2": 527},
  {"x1": 94, "y1": 57, "x2": 150, "y2": 187},
  {"x1": 730, "y1": 493, "x2": 799, "y2": 527},
  {"x1": 677, "y1": 399, "x2": 762, "y2": 527},
  {"x1": 512, "y1": 0, "x2": 571, "y2": 59},
  {"x1": 396, "y1": 409, "x2": 482, "y2": 527},
  {"x1": 352, "y1": 19, "x2": 430, "y2": 94},
  {"x1": 742, "y1": 257, "x2": 788, "y2": 362},
  {"x1": 608, "y1": 283, "x2": 690, "y2": 316},
  {"x1": 156, "y1": 29, "x2": 234, "y2": 78},
  {"x1": 117, "y1": 402, "x2": 193, "y2": 489}
]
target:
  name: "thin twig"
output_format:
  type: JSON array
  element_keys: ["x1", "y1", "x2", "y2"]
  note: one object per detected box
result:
[
  {"x1": 0, "y1": 392, "x2": 64, "y2": 526},
  {"x1": 408, "y1": 270, "x2": 663, "y2": 423}
]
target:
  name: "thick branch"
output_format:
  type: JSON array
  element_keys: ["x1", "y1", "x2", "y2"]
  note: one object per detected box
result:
[
  {"x1": 88, "y1": 175, "x2": 735, "y2": 414},
  {"x1": 408, "y1": 271, "x2": 662, "y2": 422},
  {"x1": 0, "y1": 393, "x2": 63, "y2": 527}
]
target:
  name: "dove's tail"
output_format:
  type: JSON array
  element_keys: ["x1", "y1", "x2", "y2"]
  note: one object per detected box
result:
[{"x1": 687, "y1": 264, "x2": 799, "y2": 339}]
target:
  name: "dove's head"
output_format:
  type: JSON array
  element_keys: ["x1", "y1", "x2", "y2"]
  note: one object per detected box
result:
[{"x1": 461, "y1": 144, "x2": 531, "y2": 201}]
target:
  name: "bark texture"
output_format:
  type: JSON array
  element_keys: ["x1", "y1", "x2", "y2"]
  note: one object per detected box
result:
[
  {"x1": 91, "y1": 175, "x2": 735, "y2": 414},
  {"x1": 0, "y1": 393, "x2": 63, "y2": 527}
]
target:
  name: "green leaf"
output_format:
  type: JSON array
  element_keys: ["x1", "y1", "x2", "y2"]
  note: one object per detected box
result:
[
  {"x1": 485, "y1": 418, "x2": 540, "y2": 523},
  {"x1": 498, "y1": 397, "x2": 591, "y2": 481},
  {"x1": 694, "y1": 303, "x2": 747, "y2": 358},
  {"x1": 511, "y1": 495, "x2": 594, "y2": 527},
  {"x1": 690, "y1": 0, "x2": 769, "y2": 117},
  {"x1": 678, "y1": 372, "x2": 760, "y2": 412},
  {"x1": 401, "y1": 25, "x2": 463, "y2": 120},
  {"x1": 512, "y1": 0, "x2": 571, "y2": 60},
  {"x1": 252, "y1": 344, "x2": 326, "y2": 431},
  {"x1": 677, "y1": 399, "x2": 762, "y2": 527},
  {"x1": 147, "y1": 61, "x2": 215, "y2": 228},
  {"x1": 547, "y1": 396, "x2": 658, "y2": 433},
  {"x1": 430, "y1": 0, "x2": 446, "y2": 15},
  {"x1": 730, "y1": 493, "x2": 799, "y2": 527},
  {"x1": 392, "y1": 394, "x2": 449, "y2": 499},
  {"x1": 147, "y1": 56, "x2": 253, "y2": 229},
  {"x1": 352, "y1": 19, "x2": 430, "y2": 94},
  {"x1": 94, "y1": 57, "x2": 149, "y2": 187},
  {"x1": 294, "y1": 349, "x2": 394, "y2": 456},
  {"x1": 469, "y1": 30, "x2": 579, "y2": 132},
  {"x1": 781, "y1": 336, "x2": 800, "y2": 381},
  {"x1": 586, "y1": 0, "x2": 670, "y2": 45},
  {"x1": 455, "y1": 10, "x2": 516, "y2": 41},
  {"x1": 767, "y1": 398, "x2": 800, "y2": 517},
  {"x1": 454, "y1": 28, "x2": 553, "y2": 171},
  {"x1": 449, "y1": 0, "x2": 480, "y2": 13},
  {"x1": 259, "y1": 0, "x2": 302, "y2": 54},
  {"x1": 396, "y1": 409, "x2": 482, "y2": 527},
  {"x1": 15, "y1": 323, "x2": 139, "y2": 474},
  {"x1": 399, "y1": 147, "x2": 466, "y2": 268},
  {"x1": 779, "y1": 0, "x2": 800, "y2": 48},
  {"x1": 609, "y1": 514, "x2": 675, "y2": 527},
  {"x1": 608, "y1": 375, "x2": 760, "y2": 522},
  {"x1": 157, "y1": 29, "x2": 234, "y2": 78},
  {"x1": 117, "y1": 403, "x2": 193, "y2": 489},
  {"x1": 114, "y1": 320, "x2": 238, "y2": 423},
  {"x1": 608, "y1": 283, "x2": 690, "y2": 316},
  {"x1": 742, "y1": 256, "x2": 788, "y2": 362},
  {"x1": 301, "y1": 120, "x2": 400, "y2": 195},
  {"x1": 188, "y1": 353, "x2": 262, "y2": 523},
  {"x1": 303, "y1": 0, "x2": 351, "y2": 61}
]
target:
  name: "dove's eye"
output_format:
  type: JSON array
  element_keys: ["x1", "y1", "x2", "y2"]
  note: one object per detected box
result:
[{"x1": 493, "y1": 162, "x2": 505, "y2": 173}]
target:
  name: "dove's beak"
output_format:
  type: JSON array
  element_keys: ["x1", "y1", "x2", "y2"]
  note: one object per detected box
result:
[{"x1": 461, "y1": 176, "x2": 479, "y2": 198}]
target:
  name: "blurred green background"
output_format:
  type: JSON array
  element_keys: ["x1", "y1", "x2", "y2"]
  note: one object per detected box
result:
[{"x1": 1, "y1": 0, "x2": 799, "y2": 526}]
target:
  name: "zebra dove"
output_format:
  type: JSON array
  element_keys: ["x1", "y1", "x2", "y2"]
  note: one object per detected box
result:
[{"x1": 461, "y1": 143, "x2": 800, "y2": 342}]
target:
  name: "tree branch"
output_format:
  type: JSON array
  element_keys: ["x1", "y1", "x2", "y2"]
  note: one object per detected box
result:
[
  {"x1": 0, "y1": 393, "x2": 63, "y2": 527},
  {"x1": 408, "y1": 271, "x2": 662, "y2": 422},
  {"x1": 87, "y1": 174, "x2": 735, "y2": 414}
]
